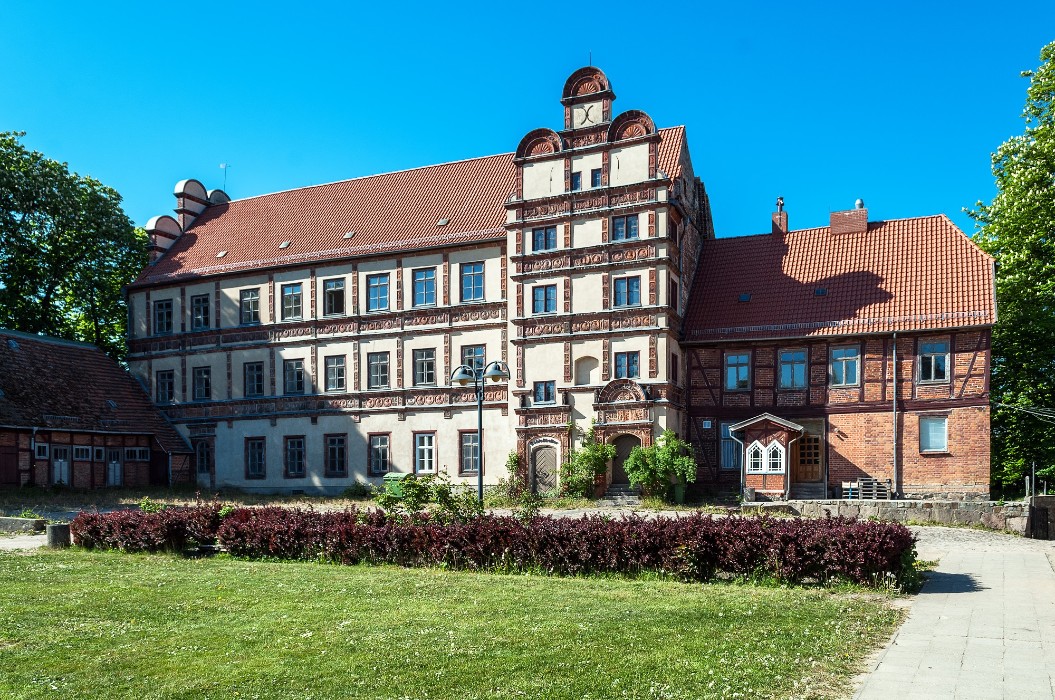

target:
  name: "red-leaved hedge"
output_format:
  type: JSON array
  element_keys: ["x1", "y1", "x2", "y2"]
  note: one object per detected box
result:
[{"x1": 71, "y1": 506, "x2": 916, "y2": 586}]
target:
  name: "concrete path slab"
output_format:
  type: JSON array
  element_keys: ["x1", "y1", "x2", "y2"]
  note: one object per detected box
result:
[
  {"x1": 0, "y1": 532, "x2": 46, "y2": 551},
  {"x1": 855, "y1": 527, "x2": 1055, "y2": 699}
]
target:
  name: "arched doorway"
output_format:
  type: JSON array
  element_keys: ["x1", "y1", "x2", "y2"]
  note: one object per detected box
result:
[
  {"x1": 611, "y1": 434, "x2": 640, "y2": 485},
  {"x1": 530, "y1": 444, "x2": 558, "y2": 494}
]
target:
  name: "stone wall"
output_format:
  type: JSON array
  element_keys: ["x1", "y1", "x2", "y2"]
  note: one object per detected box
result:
[{"x1": 749, "y1": 499, "x2": 1031, "y2": 535}]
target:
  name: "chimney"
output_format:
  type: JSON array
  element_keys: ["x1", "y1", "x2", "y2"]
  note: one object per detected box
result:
[
  {"x1": 771, "y1": 196, "x2": 788, "y2": 235},
  {"x1": 829, "y1": 199, "x2": 868, "y2": 235}
]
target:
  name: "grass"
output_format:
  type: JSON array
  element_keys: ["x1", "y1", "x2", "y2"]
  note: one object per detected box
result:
[{"x1": 0, "y1": 549, "x2": 902, "y2": 700}]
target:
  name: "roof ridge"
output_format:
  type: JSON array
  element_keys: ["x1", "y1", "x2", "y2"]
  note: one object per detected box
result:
[
  {"x1": 0, "y1": 328, "x2": 100, "y2": 351},
  {"x1": 711, "y1": 213, "x2": 954, "y2": 241}
]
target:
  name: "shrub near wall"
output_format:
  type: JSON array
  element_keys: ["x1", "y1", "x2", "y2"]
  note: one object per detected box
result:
[{"x1": 71, "y1": 507, "x2": 916, "y2": 587}]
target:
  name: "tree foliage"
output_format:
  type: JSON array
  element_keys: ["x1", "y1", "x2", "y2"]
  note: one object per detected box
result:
[
  {"x1": 970, "y1": 42, "x2": 1055, "y2": 484},
  {"x1": 0, "y1": 131, "x2": 146, "y2": 359},
  {"x1": 559, "y1": 422, "x2": 615, "y2": 498},
  {"x1": 623, "y1": 429, "x2": 697, "y2": 499}
]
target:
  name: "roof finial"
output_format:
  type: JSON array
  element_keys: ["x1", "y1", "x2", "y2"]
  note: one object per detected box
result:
[{"x1": 776, "y1": 196, "x2": 784, "y2": 213}]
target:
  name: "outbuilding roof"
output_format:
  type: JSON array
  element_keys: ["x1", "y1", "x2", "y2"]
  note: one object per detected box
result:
[
  {"x1": 0, "y1": 329, "x2": 190, "y2": 454},
  {"x1": 683, "y1": 214, "x2": 996, "y2": 342}
]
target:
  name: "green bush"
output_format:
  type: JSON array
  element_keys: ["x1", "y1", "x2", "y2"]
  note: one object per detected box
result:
[
  {"x1": 342, "y1": 481, "x2": 374, "y2": 500},
  {"x1": 623, "y1": 429, "x2": 697, "y2": 501},
  {"x1": 559, "y1": 423, "x2": 614, "y2": 499}
]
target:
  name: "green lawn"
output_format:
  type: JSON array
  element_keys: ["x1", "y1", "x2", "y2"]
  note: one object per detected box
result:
[{"x1": 0, "y1": 550, "x2": 901, "y2": 700}]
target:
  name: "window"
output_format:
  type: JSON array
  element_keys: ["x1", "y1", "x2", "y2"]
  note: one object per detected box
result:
[
  {"x1": 920, "y1": 416, "x2": 948, "y2": 452},
  {"x1": 615, "y1": 351, "x2": 640, "y2": 379},
  {"x1": 461, "y1": 345, "x2": 485, "y2": 374},
  {"x1": 671, "y1": 354, "x2": 679, "y2": 385},
  {"x1": 830, "y1": 346, "x2": 860, "y2": 387},
  {"x1": 191, "y1": 294, "x2": 210, "y2": 330},
  {"x1": 571, "y1": 171, "x2": 582, "y2": 191},
  {"x1": 591, "y1": 168, "x2": 602, "y2": 188},
  {"x1": 325, "y1": 355, "x2": 346, "y2": 392},
  {"x1": 746, "y1": 442, "x2": 764, "y2": 474},
  {"x1": 125, "y1": 447, "x2": 151, "y2": 461},
  {"x1": 413, "y1": 268, "x2": 436, "y2": 307},
  {"x1": 281, "y1": 283, "x2": 303, "y2": 320},
  {"x1": 369, "y1": 434, "x2": 390, "y2": 475},
  {"x1": 720, "y1": 423, "x2": 741, "y2": 471},
  {"x1": 326, "y1": 435, "x2": 347, "y2": 477},
  {"x1": 532, "y1": 226, "x2": 557, "y2": 252},
  {"x1": 246, "y1": 438, "x2": 266, "y2": 479},
  {"x1": 460, "y1": 432, "x2": 480, "y2": 475},
  {"x1": 919, "y1": 341, "x2": 949, "y2": 383},
  {"x1": 766, "y1": 443, "x2": 785, "y2": 473},
  {"x1": 93, "y1": 447, "x2": 104, "y2": 462},
  {"x1": 192, "y1": 366, "x2": 211, "y2": 401},
  {"x1": 532, "y1": 285, "x2": 557, "y2": 314},
  {"x1": 34, "y1": 443, "x2": 48, "y2": 459},
  {"x1": 367, "y1": 352, "x2": 389, "y2": 389},
  {"x1": 533, "y1": 381, "x2": 556, "y2": 404},
  {"x1": 669, "y1": 279, "x2": 679, "y2": 312},
  {"x1": 612, "y1": 215, "x2": 639, "y2": 241},
  {"x1": 414, "y1": 433, "x2": 435, "y2": 473},
  {"x1": 73, "y1": 446, "x2": 91, "y2": 461},
  {"x1": 156, "y1": 370, "x2": 175, "y2": 403},
  {"x1": 414, "y1": 349, "x2": 436, "y2": 386},
  {"x1": 779, "y1": 349, "x2": 807, "y2": 389},
  {"x1": 461, "y1": 262, "x2": 484, "y2": 302},
  {"x1": 153, "y1": 299, "x2": 173, "y2": 335},
  {"x1": 366, "y1": 274, "x2": 389, "y2": 312},
  {"x1": 725, "y1": 353, "x2": 750, "y2": 390},
  {"x1": 196, "y1": 441, "x2": 212, "y2": 475},
  {"x1": 285, "y1": 437, "x2": 306, "y2": 478},
  {"x1": 283, "y1": 359, "x2": 305, "y2": 394},
  {"x1": 323, "y1": 278, "x2": 345, "y2": 316},
  {"x1": 244, "y1": 361, "x2": 265, "y2": 398},
  {"x1": 613, "y1": 276, "x2": 641, "y2": 307},
  {"x1": 240, "y1": 289, "x2": 260, "y2": 324}
]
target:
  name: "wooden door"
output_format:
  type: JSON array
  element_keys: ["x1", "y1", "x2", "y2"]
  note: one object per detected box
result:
[
  {"x1": 0, "y1": 447, "x2": 17, "y2": 486},
  {"x1": 793, "y1": 431, "x2": 823, "y2": 483},
  {"x1": 51, "y1": 447, "x2": 70, "y2": 486},
  {"x1": 611, "y1": 435, "x2": 641, "y2": 485},
  {"x1": 531, "y1": 446, "x2": 558, "y2": 494}
]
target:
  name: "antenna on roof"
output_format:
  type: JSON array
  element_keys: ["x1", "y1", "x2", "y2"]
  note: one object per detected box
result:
[
  {"x1": 588, "y1": 51, "x2": 592, "y2": 66},
  {"x1": 220, "y1": 163, "x2": 230, "y2": 190}
]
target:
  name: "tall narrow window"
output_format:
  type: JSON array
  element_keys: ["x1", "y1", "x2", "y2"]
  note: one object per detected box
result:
[
  {"x1": 612, "y1": 215, "x2": 639, "y2": 241},
  {"x1": 246, "y1": 438, "x2": 266, "y2": 479},
  {"x1": 532, "y1": 285, "x2": 557, "y2": 314},
  {"x1": 725, "y1": 353, "x2": 750, "y2": 390},
  {"x1": 613, "y1": 276, "x2": 641, "y2": 307},
  {"x1": 779, "y1": 350, "x2": 807, "y2": 389},
  {"x1": 590, "y1": 168, "x2": 602, "y2": 188},
  {"x1": 367, "y1": 352, "x2": 389, "y2": 389},
  {"x1": 533, "y1": 381, "x2": 556, "y2": 404},
  {"x1": 414, "y1": 433, "x2": 435, "y2": 473},
  {"x1": 366, "y1": 274, "x2": 389, "y2": 312},
  {"x1": 460, "y1": 432, "x2": 480, "y2": 475},
  {"x1": 285, "y1": 436, "x2": 306, "y2": 478},
  {"x1": 532, "y1": 226, "x2": 557, "y2": 252},
  {"x1": 325, "y1": 434, "x2": 347, "y2": 477},
  {"x1": 669, "y1": 278, "x2": 679, "y2": 312},
  {"x1": 190, "y1": 294, "x2": 210, "y2": 330},
  {"x1": 830, "y1": 347, "x2": 860, "y2": 387},
  {"x1": 244, "y1": 361, "x2": 265, "y2": 398},
  {"x1": 192, "y1": 367, "x2": 211, "y2": 401},
  {"x1": 240, "y1": 289, "x2": 260, "y2": 324},
  {"x1": 671, "y1": 354, "x2": 679, "y2": 385},
  {"x1": 283, "y1": 359, "x2": 305, "y2": 394},
  {"x1": 369, "y1": 435, "x2": 390, "y2": 475},
  {"x1": 461, "y1": 262, "x2": 484, "y2": 302},
  {"x1": 720, "y1": 423, "x2": 741, "y2": 470},
  {"x1": 920, "y1": 416, "x2": 948, "y2": 452},
  {"x1": 413, "y1": 349, "x2": 436, "y2": 386},
  {"x1": 570, "y1": 171, "x2": 582, "y2": 191},
  {"x1": 325, "y1": 355, "x2": 346, "y2": 392},
  {"x1": 413, "y1": 268, "x2": 436, "y2": 307},
  {"x1": 281, "y1": 283, "x2": 303, "y2": 320},
  {"x1": 323, "y1": 279, "x2": 345, "y2": 316},
  {"x1": 746, "y1": 442, "x2": 764, "y2": 474},
  {"x1": 153, "y1": 299, "x2": 173, "y2": 335},
  {"x1": 156, "y1": 370, "x2": 175, "y2": 403},
  {"x1": 615, "y1": 351, "x2": 639, "y2": 379},
  {"x1": 919, "y1": 342, "x2": 949, "y2": 383},
  {"x1": 766, "y1": 443, "x2": 785, "y2": 473},
  {"x1": 461, "y1": 345, "x2": 485, "y2": 374},
  {"x1": 195, "y1": 441, "x2": 212, "y2": 475}
]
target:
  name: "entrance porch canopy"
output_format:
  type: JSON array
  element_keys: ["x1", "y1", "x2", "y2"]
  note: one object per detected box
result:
[{"x1": 729, "y1": 413, "x2": 806, "y2": 500}]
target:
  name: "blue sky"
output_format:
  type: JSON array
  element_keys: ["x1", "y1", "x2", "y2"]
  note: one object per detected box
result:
[{"x1": 2, "y1": 1, "x2": 1053, "y2": 237}]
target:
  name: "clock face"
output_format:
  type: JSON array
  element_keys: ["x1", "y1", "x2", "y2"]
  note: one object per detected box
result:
[{"x1": 572, "y1": 101, "x2": 602, "y2": 128}]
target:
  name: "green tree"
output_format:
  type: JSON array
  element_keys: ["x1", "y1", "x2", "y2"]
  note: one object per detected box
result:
[
  {"x1": 970, "y1": 42, "x2": 1055, "y2": 485},
  {"x1": 0, "y1": 131, "x2": 146, "y2": 359},
  {"x1": 559, "y1": 422, "x2": 615, "y2": 498},
  {"x1": 623, "y1": 429, "x2": 697, "y2": 499}
]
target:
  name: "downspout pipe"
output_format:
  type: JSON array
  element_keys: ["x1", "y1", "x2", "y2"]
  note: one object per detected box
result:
[
  {"x1": 892, "y1": 332, "x2": 899, "y2": 498},
  {"x1": 730, "y1": 430, "x2": 746, "y2": 501}
]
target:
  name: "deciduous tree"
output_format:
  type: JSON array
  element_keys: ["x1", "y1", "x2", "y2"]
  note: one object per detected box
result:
[
  {"x1": 970, "y1": 41, "x2": 1055, "y2": 484},
  {"x1": 0, "y1": 131, "x2": 145, "y2": 359}
]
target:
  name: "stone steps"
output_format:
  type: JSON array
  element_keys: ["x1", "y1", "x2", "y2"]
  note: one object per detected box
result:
[{"x1": 599, "y1": 484, "x2": 642, "y2": 507}]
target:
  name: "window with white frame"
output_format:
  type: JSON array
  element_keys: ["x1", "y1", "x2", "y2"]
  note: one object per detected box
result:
[
  {"x1": 285, "y1": 436, "x2": 306, "y2": 478},
  {"x1": 461, "y1": 345, "x2": 485, "y2": 374},
  {"x1": 191, "y1": 294, "x2": 210, "y2": 331},
  {"x1": 413, "y1": 268, "x2": 436, "y2": 307},
  {"x1": 34, "y1": 443, "x2": 48, "y2": 459},
  {"x1": 284, "y1": 359, "x2": 305, "y2": 394},
  {"x1": 323, "y1": 278, "x2": 345, "y2": 316},
  {"x1": 73, "y1": 446, "x2": 91, "y2": 461},
  {"x1": 281, "y1": 283, "x2": 303, "y2": 320},
  {"x1": 192, "y1": 367, "x2": 211, "y2": 401},
  {"x1": 153, "y1": 299, "x2": 173, "y2": 335},
  {"x1": 367, "y1": 352, "x2": 389, "y2": 389},
  {"x1": 244, "y1": 362, "x2": 265, "y2": 398},
  {"x1": 766, "y1": 442, "x2": 785, "y2": 473},
  {"x1": 919, "y1": 341, "x2": 949, "y2": 383},
  {"x1": 746, "y1": 442, "x2": 764, "y2": 474},
  {"x1": 125, "y1": 447, "x2": 150, "y2": 461},
  {"x1": 413, "y1": 349, "x2": 436, "y2": 386},
  {"x1": 240, "y1": 289, "x2": 261, "y2": 324},
  {"x1": 830, "y1": 346, "x2": 860, "y2": 386},
  {"x1": 324, "y1": 355, "x2": 346, "y2": 392},
  {"x1": 414, "y1": 433, "x2": 435, "y2": 473},
  {"x1": 919, "y1": 415, "x2": 948, "y2": 452},
  {"x1": 461, "y1": 262, "x2": 484, "y2": 302},
  {"x1": 779, "y1": 349, "x2": 807, "y2": 389},
  {"x1": 366, "y1": 274, "x2": 389, "y2": 312},
  {"x1": 369, "y1": 434, "x2": 390, "y2": 475},
  {"x1": 460, "y1": 432, "x2": 480, "y2": 475}
]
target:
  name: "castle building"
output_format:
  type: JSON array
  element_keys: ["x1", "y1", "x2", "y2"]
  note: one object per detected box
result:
[{"x1": 121, "y1": 66, "x2": 994, "y2": 499}]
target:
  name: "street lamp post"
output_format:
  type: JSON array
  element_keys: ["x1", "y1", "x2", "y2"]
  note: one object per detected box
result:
[{"x1": 450, "y1": 360, "x2": 510, "y2": 505}]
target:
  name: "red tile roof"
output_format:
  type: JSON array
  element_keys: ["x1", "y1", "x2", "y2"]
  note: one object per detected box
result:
[
  {"x1": 0, "y1": 330, "x2": 190, "y2": 453},
  {"x1": 683, "y1": 215, "x2": 996, "y2": 342},
  {"x1": 133, "y1": 128, "x2": 688, "y2": 286}
]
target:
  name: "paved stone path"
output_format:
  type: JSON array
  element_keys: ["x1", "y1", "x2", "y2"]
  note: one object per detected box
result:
[
  {"x1": 0, "y1": 532, "x2": 46, "y2": 551},
  {"x1": 854, "y1": 527, "x2": 1055, "y2": 699}
]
